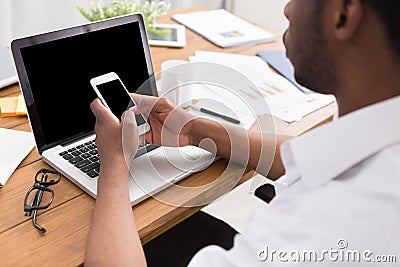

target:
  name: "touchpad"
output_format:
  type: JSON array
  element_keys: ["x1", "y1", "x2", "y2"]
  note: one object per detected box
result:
[{"x1": 130, "y1": 146, "x2": 216, "y2": 183}]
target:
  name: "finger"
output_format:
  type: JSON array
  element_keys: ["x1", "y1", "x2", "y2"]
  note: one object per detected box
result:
[
  {"x1": 122, "y1": 106, "x2": 138, "y2": 121},
  {"x1": 130, "y1": 105, "x2": 148, "y2": 115},
  {"x1": 131, "y1": 95, "x2": 156, "y2": 119},
  {"x1": 131, "y1": 93, "x2": 159, "y2": 110},
  {"x1": 122, "y1": 109, "x2": 139, "y2": 163},
  {"x1": 90, "y1": 98, "x2": 108, "y2": 118},
  {"x1": 91, "y1": 98, "x2": 119, "y2": 123},
  {"x1": 130, "y1": 93, "x2": 147, "y2": 105},
  {"x1": 121, "y1": 112, "x2": 125, "y2": 122}
]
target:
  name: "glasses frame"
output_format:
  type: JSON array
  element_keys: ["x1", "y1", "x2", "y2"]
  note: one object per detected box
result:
[{"x1": 24, "y1": 168, "x2": 61, "y2": 233}]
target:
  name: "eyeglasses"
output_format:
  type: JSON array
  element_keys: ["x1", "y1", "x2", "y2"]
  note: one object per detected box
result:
[{"x1": 24, "y1": 168, "x2": 61, "y2": 233}]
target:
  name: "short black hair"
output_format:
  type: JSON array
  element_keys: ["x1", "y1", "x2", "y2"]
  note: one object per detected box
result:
[{"x1": 364, "y1": 0, "x2": 400, "y2": 58}]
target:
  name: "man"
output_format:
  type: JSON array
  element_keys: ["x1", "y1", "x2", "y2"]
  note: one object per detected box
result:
[{"x1": 85, "y1": 0, "x2": 400, "y2": 266}]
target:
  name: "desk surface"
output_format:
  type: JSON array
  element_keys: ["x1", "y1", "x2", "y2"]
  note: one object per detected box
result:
[{"x1": 0, "y1": 7, "x2": 337, "y2": 266}]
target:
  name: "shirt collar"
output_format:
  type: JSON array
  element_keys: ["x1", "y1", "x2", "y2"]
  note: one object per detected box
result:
[{"x1": 279, "y1": 96, "x2": 400, "y2": 189}]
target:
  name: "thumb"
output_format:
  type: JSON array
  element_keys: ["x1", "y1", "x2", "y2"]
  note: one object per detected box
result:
[{"x1": 122, "y1": 109, "x2": 139, "y2": 164}]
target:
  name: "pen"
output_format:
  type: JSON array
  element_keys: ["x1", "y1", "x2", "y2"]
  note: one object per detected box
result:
[{"x1": 190, "y1": 105, "x2": 241, "y2": 124}]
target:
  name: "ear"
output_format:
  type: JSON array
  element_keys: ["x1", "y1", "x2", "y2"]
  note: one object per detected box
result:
[{"x1": 333, "y1": 0, "x2": 363, "y2": 41}]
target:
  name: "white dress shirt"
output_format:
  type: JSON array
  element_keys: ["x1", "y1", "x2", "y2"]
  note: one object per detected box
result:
[{"x1": 188, "y1": 96, "x2": 400, "y2": 266}]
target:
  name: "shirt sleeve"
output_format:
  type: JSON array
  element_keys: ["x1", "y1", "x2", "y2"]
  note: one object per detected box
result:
[
  {"x1": 187, "y1": 231, "x2": 272, "y2": 267},
  {"x1": 187, "y1": 238, "x2": 262, "y2": 267},
  {"x1": 187, "y1": 245, "x2": 234, "y2": 266}
]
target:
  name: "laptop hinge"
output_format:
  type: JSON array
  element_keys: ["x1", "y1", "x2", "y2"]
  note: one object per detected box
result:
[{"x1": 60, "y1": 132, "x2": 94, "y2": 147}]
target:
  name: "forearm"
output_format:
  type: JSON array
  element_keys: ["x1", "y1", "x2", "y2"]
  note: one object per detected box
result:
[
  {"x1": 85, "y1": 157, "x2": 146, "y2": 267},
  {"x1": 190, "y1": 118, "x2": 290, "y2": 180}
]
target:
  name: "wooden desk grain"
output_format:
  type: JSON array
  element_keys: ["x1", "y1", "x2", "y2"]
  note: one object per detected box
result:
[{"x1": 0, "y1": 7, "x2": 337, "y2": 266}]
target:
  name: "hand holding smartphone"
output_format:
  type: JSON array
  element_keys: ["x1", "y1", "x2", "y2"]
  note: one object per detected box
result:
[{"x1": 90, "y1": 72, "x2": 150, "y2": 135}]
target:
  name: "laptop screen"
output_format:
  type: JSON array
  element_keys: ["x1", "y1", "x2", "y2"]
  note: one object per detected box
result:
[{"x1": 12, "y1": 14, "x2": 156, "y2": 153}]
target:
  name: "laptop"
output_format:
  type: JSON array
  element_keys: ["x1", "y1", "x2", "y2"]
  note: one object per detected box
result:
[{"x1": 11, "y1": 13, "x2": 215, "y2": 206}]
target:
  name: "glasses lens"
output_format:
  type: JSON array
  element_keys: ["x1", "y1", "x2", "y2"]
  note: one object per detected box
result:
[
  {"x1": 25, "y1": 187, "x2": 53, "y2": 210},
  {"x1": 39, "y1": 171, "x2": 61, "y2": 185}
]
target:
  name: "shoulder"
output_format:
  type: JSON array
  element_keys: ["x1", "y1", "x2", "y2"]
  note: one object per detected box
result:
[{"x1": 240, "y1": 144, "x2": 400, "y2": 256}]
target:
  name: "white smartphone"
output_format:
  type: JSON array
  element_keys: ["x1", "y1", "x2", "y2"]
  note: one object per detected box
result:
[{"x1": 90, "y1": 72, "x2": 150, "y2": 135}]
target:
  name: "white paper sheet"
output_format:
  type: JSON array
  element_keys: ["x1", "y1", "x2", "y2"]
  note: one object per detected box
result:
[
  {"x1": 189, "y1": 51, "x2": 336, "y2": 123},
  {"x1": 0, "y1": 128, "x2": 35, "y2": 187}
]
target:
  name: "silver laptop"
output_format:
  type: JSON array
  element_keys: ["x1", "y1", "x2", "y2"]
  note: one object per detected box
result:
[{"x1": 11, "y1": 14, "x2": 215, "y2": 205}]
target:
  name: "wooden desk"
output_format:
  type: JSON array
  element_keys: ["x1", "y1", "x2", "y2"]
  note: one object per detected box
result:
[{"x1": 0, "y1": 7, "x2": 337, "y2": 266}]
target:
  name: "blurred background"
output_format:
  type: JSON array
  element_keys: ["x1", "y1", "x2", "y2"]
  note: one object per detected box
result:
[{"x1": 0, "y1": 0, "x2": 290, "y2": 46}]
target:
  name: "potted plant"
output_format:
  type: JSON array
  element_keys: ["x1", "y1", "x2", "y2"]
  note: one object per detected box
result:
[{"x1": 77, "y1": 0, "x2": 171, "y2": 36}]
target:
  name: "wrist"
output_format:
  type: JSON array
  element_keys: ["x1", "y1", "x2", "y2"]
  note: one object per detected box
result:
[
  {"x1": 99, "y1": 154, "x2": 129, "y2": 176},
  {"x1": 188, "y1": 117, "x2": 212, "y2": 147},
  {"x1": 188, "y1": 117, "x2": 198, "y2": 147}
]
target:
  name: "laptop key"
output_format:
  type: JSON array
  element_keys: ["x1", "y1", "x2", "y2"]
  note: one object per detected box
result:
[
  {"x1": 87, "y1": 171, "x2": 98, "y2": 178},
  {"x1": 69, "y1": 156, "x2": 83, "y2": 164},
  {"x1": 86, "y1": 144, "x2": 96, "y2": 150},
  {"x1": 59, "y1": 151, "x2": 68, "y2": 156},
  {"x1": 89, "y1": 149, "x2": 98, "y2": 155},
  {"x1": 80, "y1": 147, "x2": 89, "y2": 153},
  {"x1": 77, "y1": 144, "x2": 84, "y2": 149},
  {"x1": 95, "y1": 167, "x2": 100, "y2": 173},
  {"x1": 71, "y1": 151, "x2": 82, "y2": 156},
  {"x1": 68, "y1": 148, "x2": 77, "y2": 152},
  {"x1": 82, "y1": 153, "x2": 91, "y2": 159},
  {"x1": 63, "y1": 154, "x2": 73, "y2": 160},
  {"x1": 75, "y1": 159, "x2": 91, "y2": 169},
  {"x1": 89, "y1": 156, "x2": 99, "y2": 162},
  {"x1": 86, "y1": 170, "x2": 98, "y2": 178},
  {"x1": 81, "y1": 162, "x2": 100, "y2": 173}
]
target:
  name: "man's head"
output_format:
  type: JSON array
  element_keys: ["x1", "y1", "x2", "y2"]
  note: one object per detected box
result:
[{"x1": 283, "y1": 0, "x2": 400, "y2": 101}]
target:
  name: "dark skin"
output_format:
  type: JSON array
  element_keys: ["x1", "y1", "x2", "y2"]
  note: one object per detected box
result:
[
  {"x1": 284, "y1": 0, "x2": 400, "y2": 115},
  {"x1": 85, "y1": 1, "x2": 400, "y2": 266}
]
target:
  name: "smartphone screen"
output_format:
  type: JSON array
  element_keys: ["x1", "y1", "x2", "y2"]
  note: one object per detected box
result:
[{"x1": 96, "y1": 79, "x2": 147, "y2": 125}]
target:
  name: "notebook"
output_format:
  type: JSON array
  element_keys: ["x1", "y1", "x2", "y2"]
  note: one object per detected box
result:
[
  {"x1": 0, "y1": 95, "x2": 27, "y2": 117},
  {"x1": 11, "y1": 14, "x2": 215, "y2": 205},
  {"x1": 172, "y1": 9, "x2": 276, "y2": 48}
]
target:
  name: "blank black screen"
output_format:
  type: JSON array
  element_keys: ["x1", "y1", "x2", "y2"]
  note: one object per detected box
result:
[
  {"x1": 20, "y1": 21, "x2": 151, "y2": 146},
  {"x1": 97, "y1": 79, "x2": 146, "y2": 124}
]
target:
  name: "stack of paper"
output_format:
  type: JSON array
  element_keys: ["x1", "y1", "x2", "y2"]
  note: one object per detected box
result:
[
  {"x1": 189, "y1": 51, "x2": 336, "y2": 123},
  {"x1": 0, "y1": 95, "x2": 27, "y2": 117},
  {"x1": 172, "y1": 9, "x2": 276, "y2": 48},
  {"x1": 0, "y1": 128, "x2": 35, "y2": 187}
]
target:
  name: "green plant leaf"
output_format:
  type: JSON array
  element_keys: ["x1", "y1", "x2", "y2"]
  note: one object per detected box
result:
[{"x1": 76, "y1": 0, "x2": 171, "y2": 35}]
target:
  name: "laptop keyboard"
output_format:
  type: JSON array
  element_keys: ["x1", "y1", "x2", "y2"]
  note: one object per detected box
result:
[{"x1": 59, "y1": 140, "x2": 150, "y2": 179}]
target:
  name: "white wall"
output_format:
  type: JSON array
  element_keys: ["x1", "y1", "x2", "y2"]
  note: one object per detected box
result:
[
  {"x1": 9, "y1": 0, "x2": 90, "y2": 40},
  {"x1": 1, "y1": 0, "x2": 220, "y2": 46},
  {"x1": 169, "y1": 0, "x2": 290, "y2": 31},
  {"x1": 0, "y1": 0, "x2": 289, "y2": 46},
  {"x1": 0, "y1": 0, "x2": 13, "y2": 46},
  {"x1": 232, "y1": 0, "x2": 290, "y2": 31},
  {"x1": 0, "y1": 0, "x2": 91, "y2": 46},
  {"x1": 170, "y1": 0, "x2": 222, "y2": 10}
]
